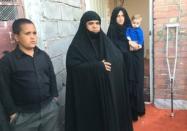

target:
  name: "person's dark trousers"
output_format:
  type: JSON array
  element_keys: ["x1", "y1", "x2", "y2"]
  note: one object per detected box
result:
[
  {"x1": 10, "y1": 99, "x2": 60, "y2": 131},
  {"x1": 0, "y1": 101, "x2": 11, "y2": 131}
]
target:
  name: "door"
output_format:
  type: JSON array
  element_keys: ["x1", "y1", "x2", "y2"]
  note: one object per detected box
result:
[{"x1": 0, "y1": 0, "x2": 24, "y2": 58}]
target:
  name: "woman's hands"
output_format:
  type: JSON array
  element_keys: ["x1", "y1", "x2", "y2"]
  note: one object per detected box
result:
[{"x1": 102, "y1": 60, "x2": 111, "y2": 72}]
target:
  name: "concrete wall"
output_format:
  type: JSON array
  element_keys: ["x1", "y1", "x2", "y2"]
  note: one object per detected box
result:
[{"x1": 23, "y1": 0, "x2": 83, "y2": 129}]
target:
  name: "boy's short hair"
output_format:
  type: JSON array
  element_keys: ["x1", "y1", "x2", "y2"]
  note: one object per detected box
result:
[
  {"x1": 131, "y1": 14, "x2": 142, "y2": 21},
  {"x1": 12, "y1": 18, "x2": 34, "y2": 34}
]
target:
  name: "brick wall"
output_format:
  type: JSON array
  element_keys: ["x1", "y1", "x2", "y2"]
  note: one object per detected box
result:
[{"x1": 154, "y1": 0, "x2": 187, "y2": 109}]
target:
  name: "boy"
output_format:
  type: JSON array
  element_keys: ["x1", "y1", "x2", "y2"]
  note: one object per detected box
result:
[
  {"x1": 126, "y1": 14, "x2": 144, "y2": 51},
  {"x1": 0, "y1": 18, "x2": 59, "y2": 131}
]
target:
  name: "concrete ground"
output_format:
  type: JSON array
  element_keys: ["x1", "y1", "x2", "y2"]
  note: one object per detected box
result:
[{"x1": 133, "y1": 104, "x2": 187, "y2": 131}]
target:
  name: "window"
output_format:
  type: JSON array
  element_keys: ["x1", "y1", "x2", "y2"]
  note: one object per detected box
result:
[
  {"x1": 0, "y1": 0, "x2": 24, "y2": 58},
  {"x1": 0, "y1": 5, "x2": 18, "y2": 21},
  {"x1": 0, "y1": 0, "x2": 23, "y2": 21}
]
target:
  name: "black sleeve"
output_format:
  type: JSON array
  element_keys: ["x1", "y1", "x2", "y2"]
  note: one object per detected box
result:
[
  {"x1": 46, "y1": 54, "x2": 58, "y2": 97},
  {"x1": 0, "y1": 56, "x2": 18, "y2": 116}
]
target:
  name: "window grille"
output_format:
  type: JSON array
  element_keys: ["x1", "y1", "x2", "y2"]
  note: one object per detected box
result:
[{"x1": 0, "y1": 0, "x2": 23, "y2": 21}]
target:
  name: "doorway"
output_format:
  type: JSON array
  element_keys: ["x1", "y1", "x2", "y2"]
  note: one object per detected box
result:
[
  {"x1": 124, "y1": 0, "x2": 153, "y2": 102},
  {"x1": 84, "y1": 0, "x2": 153, "y2": 102}
]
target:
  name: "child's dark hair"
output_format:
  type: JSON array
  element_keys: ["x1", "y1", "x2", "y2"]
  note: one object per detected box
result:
[{"x1": 12, "y1": 18, "x2": 34, "y2": 34}]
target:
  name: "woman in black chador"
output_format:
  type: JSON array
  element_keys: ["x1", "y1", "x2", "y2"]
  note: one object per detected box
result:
[
  {"x1": 107, "y1": 6, "x2": 145, "y2": 121},
  {"x1": 65, "y1": 11, "x2": 133, "y2": 131}
]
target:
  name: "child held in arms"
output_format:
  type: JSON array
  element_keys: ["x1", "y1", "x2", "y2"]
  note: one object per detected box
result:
[{"x1": 126, "y1": 14, "x2": 144, "y2": 51}]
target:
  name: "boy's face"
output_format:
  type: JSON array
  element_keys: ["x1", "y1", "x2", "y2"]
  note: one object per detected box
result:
[
  {"x1": 15, "y1": 23, "x2": 37, "y2": 50},
  {"x1": 132, "y1": 19, "x2": 141, "y2": 28}
]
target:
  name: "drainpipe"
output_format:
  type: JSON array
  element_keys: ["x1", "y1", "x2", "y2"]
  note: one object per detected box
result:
[{"x1": 149, "y1": 0, "x2": 154, "y2": 103}]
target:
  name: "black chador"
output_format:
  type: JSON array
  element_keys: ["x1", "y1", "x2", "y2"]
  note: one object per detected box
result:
[
  {"x1": 107, "y1": 7, "x2": 145, "y2": 121},
  {"x1": 65, "y1": 11, "x2": 133, "y2": 131}
]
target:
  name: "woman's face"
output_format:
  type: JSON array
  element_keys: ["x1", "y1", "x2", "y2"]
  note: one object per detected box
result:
[
  {"x1": 116, "y1": 10, "x2": 125, "y2": 26},
  {"x1": 86, "y1": 20, "x2": 100, "y2": 33}
]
